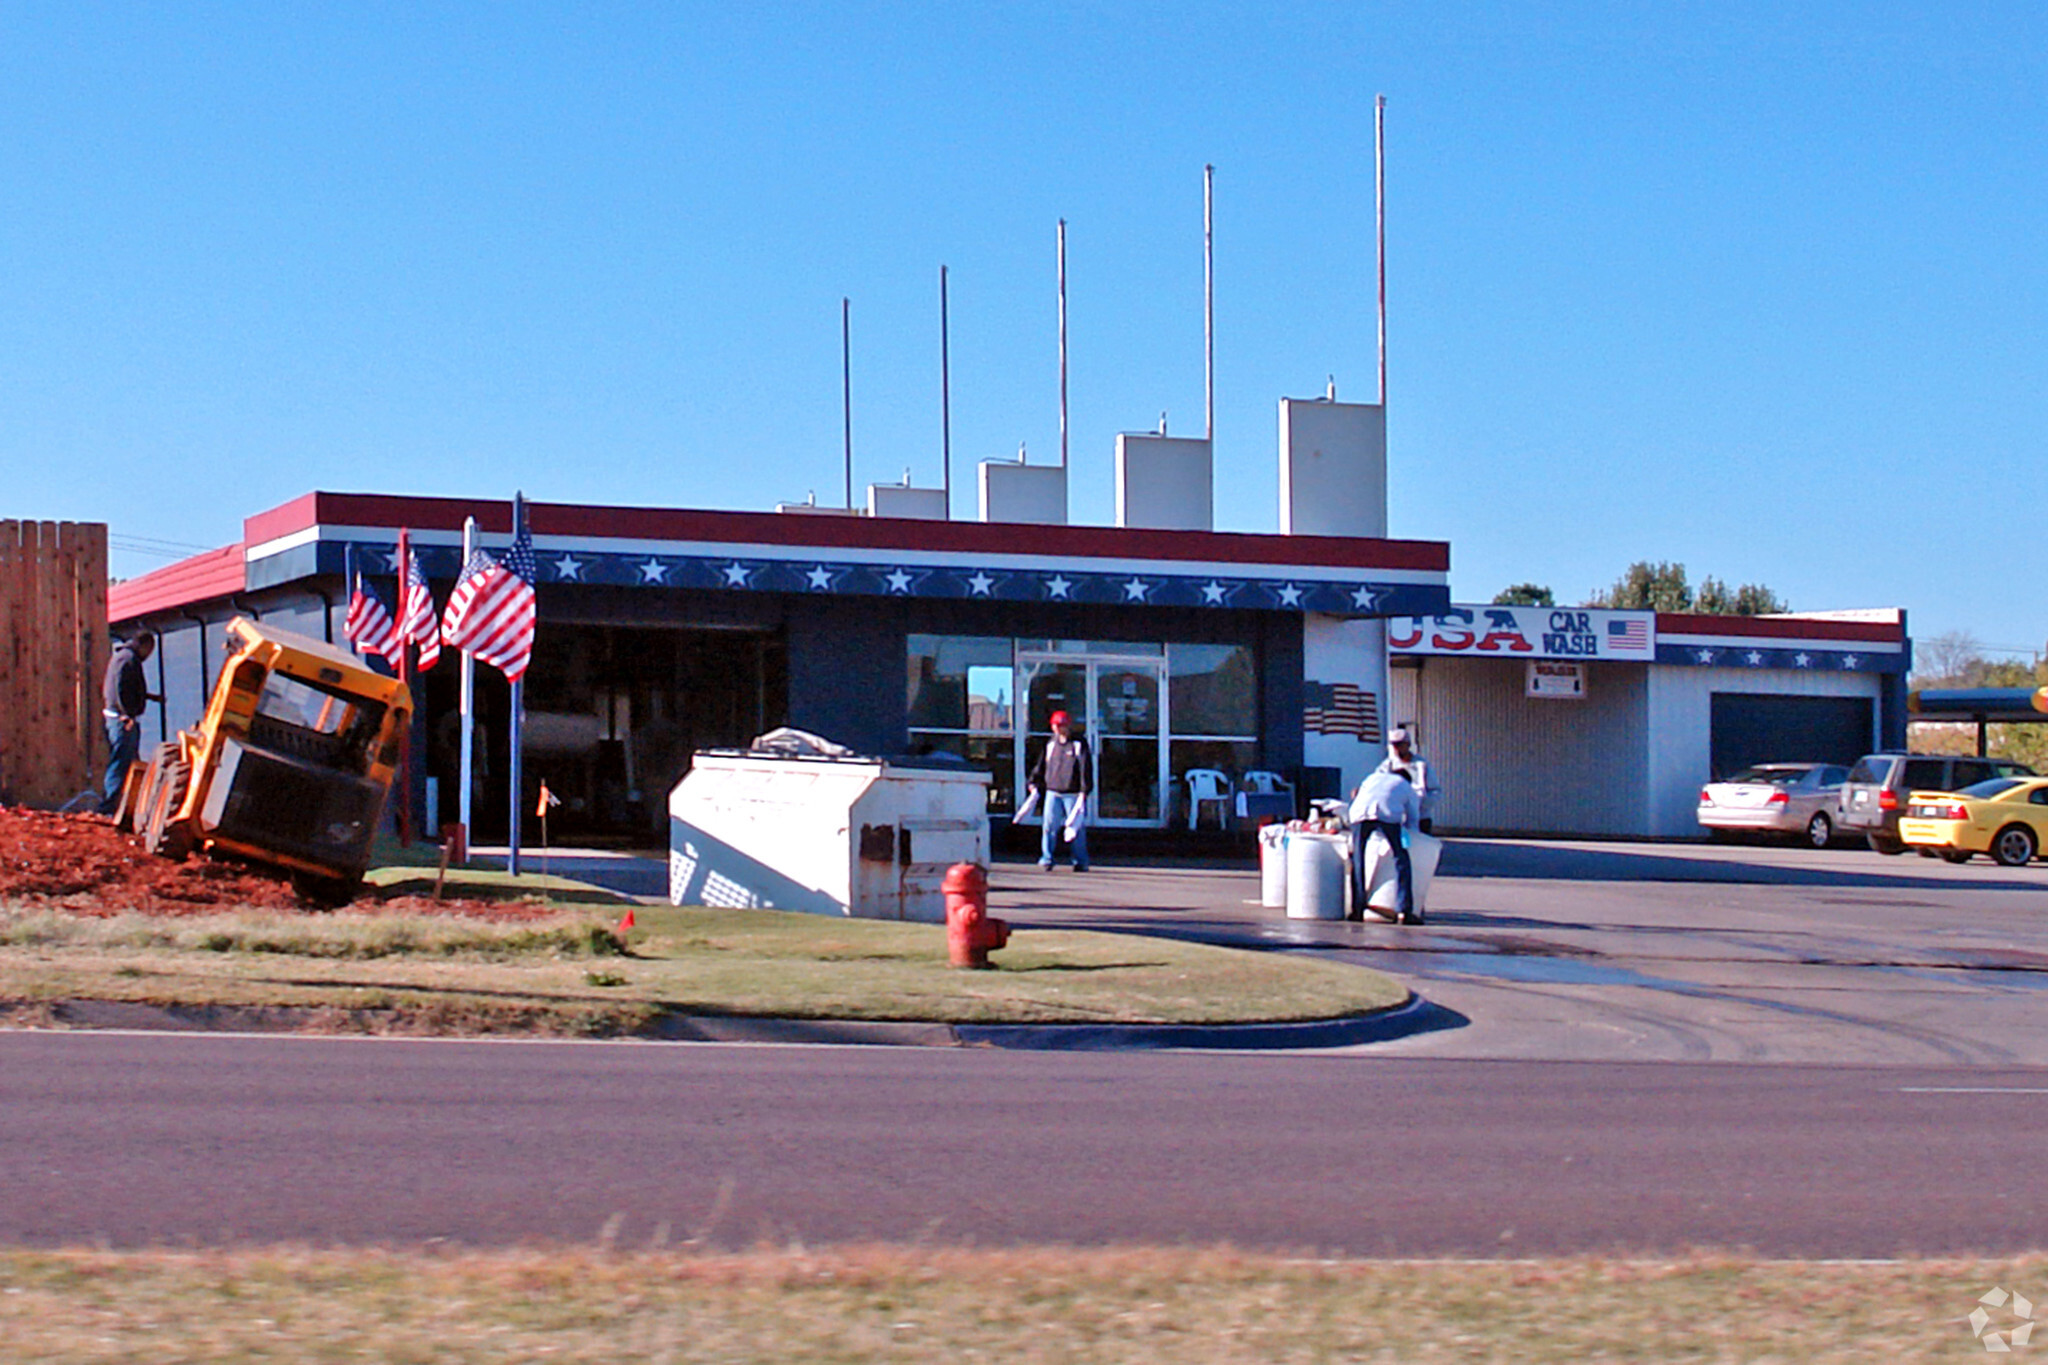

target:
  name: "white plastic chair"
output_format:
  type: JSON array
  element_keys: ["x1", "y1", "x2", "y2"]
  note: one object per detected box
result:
[
  {"x1": 1186, "y1": 768, "x2": 1231, "y2": 830},
  {"x1": 1241, "y1": 770, "x2": 1293, "y2": 796}
]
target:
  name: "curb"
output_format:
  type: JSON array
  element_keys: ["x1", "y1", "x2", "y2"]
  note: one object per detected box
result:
[{"x1": 25, "y1": 995, "x2": 1454, "y2": 1052}]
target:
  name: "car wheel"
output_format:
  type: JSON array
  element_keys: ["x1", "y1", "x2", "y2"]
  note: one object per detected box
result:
[
  {"x1": 1804, "y1": 812, "x2": 1832, "y2": 849},
  {"x1": 1991, "y1": 825, "x2": 2037, "y2": 868},
  {"x1": 1866, "y1": 832, "x2": 1906, "y2": 855},
  {"x1": 1940, "y1": 849, "x2": 1973, "y2": 864}
]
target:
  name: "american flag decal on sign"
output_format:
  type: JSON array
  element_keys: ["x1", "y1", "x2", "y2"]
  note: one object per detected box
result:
[
  {"x1": 1607, "y1": 618, "x2": 1650, "y2": 651},
  {"x1": 1303, "y1": 682, "x2": 1382, "y2": 742}
]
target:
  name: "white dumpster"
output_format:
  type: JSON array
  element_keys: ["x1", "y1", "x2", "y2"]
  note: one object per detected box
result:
[
  {"x1": 1360, "y1": 829, "x2": 1444, "y2": 920},
  {"x1": 668, "y1": 749, "x2": 991, "y2": 922}
]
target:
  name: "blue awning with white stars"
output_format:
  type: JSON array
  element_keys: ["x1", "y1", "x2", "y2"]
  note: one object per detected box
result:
[
  {"x1": 1654, "y1": 642, "x2": 1905, "y2": 674},
  {"x1": 321, "y1": 540, "x2": 1450, "y2": 618}
]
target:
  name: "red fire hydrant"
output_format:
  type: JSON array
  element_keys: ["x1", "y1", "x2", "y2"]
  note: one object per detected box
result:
[{"x1": 943, "y1": 862, "x2": 1009, "y2": 969}]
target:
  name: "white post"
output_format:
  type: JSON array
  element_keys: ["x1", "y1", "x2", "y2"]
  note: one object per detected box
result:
[{"x1": 457, "y1": 516, "x2": 476, "y2": 840}]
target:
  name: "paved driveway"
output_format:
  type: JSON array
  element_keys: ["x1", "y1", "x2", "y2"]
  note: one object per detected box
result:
[{"x1": 990, "y1": 840, "x2": 2048, "y2": 1066}]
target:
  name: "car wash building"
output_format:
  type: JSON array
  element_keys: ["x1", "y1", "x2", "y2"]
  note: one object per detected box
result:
[
  {"x1": 1388, "y1": 604, "x2": 1910, "y2": 837},
  {"x1": 108, "y1": 399, "x2": 1450, "y2": 846}
]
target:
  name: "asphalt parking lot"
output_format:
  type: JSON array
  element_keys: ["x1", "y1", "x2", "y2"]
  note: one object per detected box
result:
[{"x1": 991, "y1": 839, "x2": 2048, "y2": 1066}]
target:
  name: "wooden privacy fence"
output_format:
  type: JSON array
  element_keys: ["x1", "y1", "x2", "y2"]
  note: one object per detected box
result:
[{"x1": 0, "y1": 521, "x2": 109, "y2": 808}]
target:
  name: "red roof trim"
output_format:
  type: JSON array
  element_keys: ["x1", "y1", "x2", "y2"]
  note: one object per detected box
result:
[
  {"x1": 1655, "y1": 612, "x2": 1903, "y2": 643},
  {"x1": 246, "y1": 491, "x2": 1451, "y2": 572},
  {"x1": 108, "y1": 544, "x2": 246, "y2": 622}
]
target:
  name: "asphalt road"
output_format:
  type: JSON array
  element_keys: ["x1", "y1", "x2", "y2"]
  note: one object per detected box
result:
[
  {"x1": 13, "y1": 837, "x2": 2048, "y2": 1256},
  {"x1": 8, "y1": 1029, "x2": 2048, "y2": 1256},
  {"x1": 993, "y1": 839, "x2": 2048, "y2": 1066}
]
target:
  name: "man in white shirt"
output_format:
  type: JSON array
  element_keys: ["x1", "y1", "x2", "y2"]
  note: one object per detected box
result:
[
  {"x1": 1348, "y1": 764, "x2": 1422, "y2": 924},
  {"x1": 1375, "y1": 727, "x2": 1439, "y2": 834}
]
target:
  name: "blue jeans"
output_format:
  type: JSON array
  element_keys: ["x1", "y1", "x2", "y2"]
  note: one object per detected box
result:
[
  {"x1": 101, "y1": 717, "x2": 140, "y2": 814},
  {"x1": 1351, "y1": 819, "x2": 1413, "y2": 919},
  {"x1": 1040, "y1": 792, "x2": 1090, "y2": 869}
]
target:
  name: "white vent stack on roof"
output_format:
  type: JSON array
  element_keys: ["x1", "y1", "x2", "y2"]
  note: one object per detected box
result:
[
  {"x1": 1278, "y1": 395, "x2": 1386, "y2": 538},
  {"x1": 1115, "y1": 433, "x2": 1213, "y2": 530},
  {"x1": 978, "y1": 454, "x2": 1068, "y2": 525},
  {"x1": 868, "y1": 484, "x2": 949, "y2": 520}
]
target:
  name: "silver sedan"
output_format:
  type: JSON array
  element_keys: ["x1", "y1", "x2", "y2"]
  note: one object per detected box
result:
[{"x1": 1697, "y1": 763, "x2": 1850, "y2": 848}]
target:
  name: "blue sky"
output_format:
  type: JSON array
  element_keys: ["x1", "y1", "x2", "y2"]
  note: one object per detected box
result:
[{"x1": 4, "y1": 3, "x2": 2042, "y2": 656}]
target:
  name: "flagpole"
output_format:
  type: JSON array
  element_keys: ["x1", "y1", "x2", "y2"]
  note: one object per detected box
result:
[
  {"x1": 506, "y1": 496, "x2": 526, "y2": 879},
  {"x1": 456, "y1": 516, "x2": 476, "y2": 853},
  {"x1": 395, "y1": 527, "x2": 415, "y2": 847}
]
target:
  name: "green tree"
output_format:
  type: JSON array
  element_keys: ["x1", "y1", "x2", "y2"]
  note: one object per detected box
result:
[
  {"x1": 1695, "y1": 577, "x2": 1791, "y2": 616},
  {"x1": 1586, "y1": 561, "x2": 1693, "y2": 612},
  {"x1": 1492, "y1": 583, "x2": 1555, "y2": 607},
  {"x1": 1587, "y1": 562, "x2": 1787, "y2": 615}
]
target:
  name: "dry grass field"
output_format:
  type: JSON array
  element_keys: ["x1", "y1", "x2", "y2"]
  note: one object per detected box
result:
[{"x1": 2, "y1": 1244, "x2": 2036, "y2": 1362}]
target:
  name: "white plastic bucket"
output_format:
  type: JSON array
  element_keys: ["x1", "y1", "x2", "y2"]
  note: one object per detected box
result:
[
  {"x1": 1284, "y1": 832, "x2": 1346, "y2": 920},
  {"x1": 1259, "y1": 825, "x2": 1289, "y2": 908}
]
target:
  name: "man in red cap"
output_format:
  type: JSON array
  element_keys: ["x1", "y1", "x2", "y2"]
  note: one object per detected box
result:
[{"x1": 1027, "y1": 710, "x2": 1092, "y2": 871}]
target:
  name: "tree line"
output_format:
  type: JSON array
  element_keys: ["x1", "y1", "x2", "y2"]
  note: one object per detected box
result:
[{"x1": 1493, "y1": 562, "x2": 1788, "y2": 615}]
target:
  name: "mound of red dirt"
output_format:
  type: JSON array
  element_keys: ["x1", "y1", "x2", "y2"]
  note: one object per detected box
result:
[{"x1": 0, "y1": 807, "x2": 554, "y2": 920}]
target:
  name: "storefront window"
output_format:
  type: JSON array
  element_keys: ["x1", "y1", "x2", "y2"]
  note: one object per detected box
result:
[
  {"x1": 907, "y1": 636, "x2": 1013, "y2": 813},
  {"x1": 911, "y1": 635, "x2": 1269, "y2": 827},
  {"x1": 1166, "y1": 644, "x2": 1256, "y2": 738}
]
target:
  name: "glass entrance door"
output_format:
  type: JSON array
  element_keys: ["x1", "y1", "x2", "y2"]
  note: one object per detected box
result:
[{"x1": 1017, "y1": 652, "x2": 1166, "y2": 827}]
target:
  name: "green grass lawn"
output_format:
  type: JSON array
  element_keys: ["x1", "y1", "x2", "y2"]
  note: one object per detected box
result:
[{"x1": 0, "y1": 902, "x2": 1406, "y2": 1035}]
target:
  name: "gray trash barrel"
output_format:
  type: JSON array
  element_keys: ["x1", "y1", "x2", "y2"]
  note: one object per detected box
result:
[{"x1": 1284, "y1": 832, "x2": 1346, "y2": 920}]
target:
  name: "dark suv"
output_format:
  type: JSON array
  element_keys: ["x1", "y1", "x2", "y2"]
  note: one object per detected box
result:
[{"x1": 1838, "y1": 753, "x2": 2037, "y2": 853}]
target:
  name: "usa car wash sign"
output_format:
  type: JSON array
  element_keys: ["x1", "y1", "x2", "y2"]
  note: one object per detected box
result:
[{"x1": 1389, "y1": 606, "x2": 1656, "y2": 660}]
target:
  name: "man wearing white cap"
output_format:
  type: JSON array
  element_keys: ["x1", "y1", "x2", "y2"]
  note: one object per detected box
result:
[{"x1": 1376, "y1": 726, "x2": 1440, "y2": 834}]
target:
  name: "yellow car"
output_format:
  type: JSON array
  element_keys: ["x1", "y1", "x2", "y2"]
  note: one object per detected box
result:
[{"x1": 1898, "y1": 777, "x2": 2048, "y2": 867}]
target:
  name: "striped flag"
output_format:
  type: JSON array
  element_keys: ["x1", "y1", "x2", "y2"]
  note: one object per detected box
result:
[
  {"x1": 1303, "y1": 681, "x2": 1382, "y2": 742},
  {"x1": 399, "y1": 536, "x2": 441, "y2": 671},
  {"x1": 343, "y1": 547, "x2": 401, "y2": 667},
  {"x1": 1607, "y1": 617, "x2": 1651, "y2": 652},
  {"x1": 441, "y1": 511, "x2": 537, "y2": 682}
]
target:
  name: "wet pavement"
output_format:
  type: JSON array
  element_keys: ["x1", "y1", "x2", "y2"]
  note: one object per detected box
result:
[
  {"x1": 987, "y1": 839, "x2": 2048, "y2": 1066},
  {"x1": 482, "y1": 835, "x2": 2048, "y2": 1066}
]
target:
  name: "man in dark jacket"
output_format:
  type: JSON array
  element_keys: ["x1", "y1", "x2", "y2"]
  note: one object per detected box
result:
[
  {"x1": 99, "y1": 630, "x2": 160, "y2": 814},
  {"x1": 1027, "y1": 709, "x2": 1092, "y2": 871}
]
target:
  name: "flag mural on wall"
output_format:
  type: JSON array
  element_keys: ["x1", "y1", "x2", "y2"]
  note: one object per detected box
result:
[
  {"x1": 441, "y1": 505, "x2": 538, "y2": 682},
  {"x1": 400, "y1": 536, "x2": 441, "y2": 671},
  {"x1": 1303, "y1": 681, "x2": 1382, "y2": 743},
  {"x1": 342, "y1": 543, "x2": 401, "y2": 667}
]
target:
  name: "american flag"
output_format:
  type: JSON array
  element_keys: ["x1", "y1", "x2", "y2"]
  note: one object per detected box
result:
[
  {"x1": 344, "y1": 555, "x2": 401, "y2": 667},
  {"x1": 1303, "y1": 681, "x2": 1381, "y2": 741},
  {"x1": 440, "y1": 506, "x2": 537, "y2": 682},
  {"x1": 1607, "y1": 618, "x2": 1651, "y2": 651},
  {"x1": 399, "y1": 536, "x2": 441, "y2": 671}
]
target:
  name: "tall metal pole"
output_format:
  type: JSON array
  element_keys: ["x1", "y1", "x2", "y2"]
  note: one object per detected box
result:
[
  {"x1": 1057, "y1": 219, "x2": 1068, "y2": 468},
  {"x1": 1204, "y1": 164, "x2": 1215, "y2": 441},
  {"x1": 842, "y1": 297, "x2": 853, "y2": 509},
  {"x1": 1376, "y1": 94, "x2": 1388, "y2": 406},
  {"x1": 456, "y1": 515, "x2": 476, "y2": 844},
  {"x1": 394, "y1": 526, "x2": 414, "y2": 847},
  {"x1": 940, "y1": 265, "x2": 952, "y2": 517},
  {"x1": 506, "y1": 497, "x2": 526, "y2": 878}
]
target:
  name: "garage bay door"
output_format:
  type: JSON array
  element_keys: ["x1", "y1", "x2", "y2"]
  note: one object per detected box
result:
[{"x1": 1709, "y1": 693, "x2": 1873, "y2": 780}]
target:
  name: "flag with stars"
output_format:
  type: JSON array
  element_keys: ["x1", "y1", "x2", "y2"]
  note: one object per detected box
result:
[
  {"x1": 1303, "y1": 681, "x2": 1381, "y2": 742},
  {"x1": 342, "y1": 543, "x2": 400, "y2": 667},
  {"x1": 399, "y1": 533, "x2": 441, "y2": 671},
  {"x1": 441, "y1": 498, "x2": 538, "y2": 682}
]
